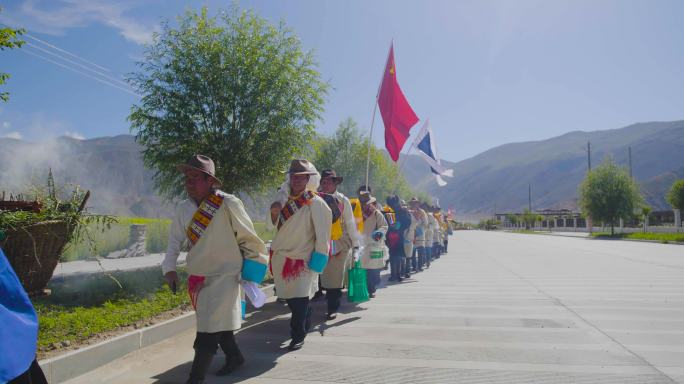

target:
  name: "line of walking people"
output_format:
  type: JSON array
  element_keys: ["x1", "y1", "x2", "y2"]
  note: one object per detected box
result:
[{"x1": 162, "y1": 156, "x2": 452, "y2": 384}]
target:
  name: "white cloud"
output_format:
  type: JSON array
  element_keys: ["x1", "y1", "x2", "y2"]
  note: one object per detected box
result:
[
  {"x1": 2, "y1": 121, "x2": 10, "y2": 129},
  {"x1": 63, "y1": 131, "x2": 85, "y2": 140},
  {"x1": 1, "y1": 132, "x2": 23, "y2": 140},
  {"x1": 1, "y1": 0, "x2": 158, "y2": 45}
]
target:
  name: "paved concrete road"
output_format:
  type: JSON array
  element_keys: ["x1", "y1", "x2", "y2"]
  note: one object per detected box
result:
[
  {"x1": 52, "y1": 253, "x2": 187, "y2": 278},
  {"x1": 65, "y1": 231, "x2": 684, "y2": 384}
]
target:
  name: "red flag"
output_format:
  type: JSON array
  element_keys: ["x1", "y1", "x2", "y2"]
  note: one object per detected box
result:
[{"x1": 377, "y1": 43, "x2": 419, "y2": 162}]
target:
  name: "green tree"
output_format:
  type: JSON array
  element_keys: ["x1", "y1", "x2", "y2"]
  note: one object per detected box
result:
[
  {"x1": 521, "y1": 209, "x2": 537, "y2": 229},
  {"x1": 579, "y1": 158, "x2": 643, "y2": 235},
  {"x1": 1, "y1": 7, "x2": 24, "y2": 102},
  {"x1": 128, "y1": 7, "x2": 328, "y2": 198},
  {"x1": 641, "y1": 205, "x2": 652, "y2": 233},
  {"x1": 506, "y1": 214, "x2": 518, "y2": 227},
  {"x1": 312, "y1": 117, "x2": 414, "y2": 201},
  {"x1": 666, "y1": 179, "x2": 684, "y2": 210}
]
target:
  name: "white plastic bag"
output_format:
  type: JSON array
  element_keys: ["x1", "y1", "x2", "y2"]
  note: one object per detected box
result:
[{"x1": 241, "y1": 280, "x2": 266, "y2": 308}]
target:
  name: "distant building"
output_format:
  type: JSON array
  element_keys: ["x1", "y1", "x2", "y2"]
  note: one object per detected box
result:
[{"x1": 495, "y1": 209, "x2": 586, "y2": 228}]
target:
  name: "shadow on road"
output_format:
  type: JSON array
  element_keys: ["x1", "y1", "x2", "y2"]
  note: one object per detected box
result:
[{"x1": 150, "y1": 289, "x2": 367, "y2": 383}]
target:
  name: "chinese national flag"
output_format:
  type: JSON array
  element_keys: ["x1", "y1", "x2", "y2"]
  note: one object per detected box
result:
[{"x1": 377, "y1": 43, "x2": 419, "y2": 162}]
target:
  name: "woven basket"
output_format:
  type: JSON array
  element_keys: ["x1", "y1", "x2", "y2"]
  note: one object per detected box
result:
[{"x1": 1, "y1": 220, "x2": 74, "y2": 296}]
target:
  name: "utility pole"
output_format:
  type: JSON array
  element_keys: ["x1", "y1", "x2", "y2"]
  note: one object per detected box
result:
[
  {"x1": 587, "y1": 141, "x2": 592, "y2": 171},
  {"x1": 629, "y1": 146, "x2": 633, "y2": 179}
]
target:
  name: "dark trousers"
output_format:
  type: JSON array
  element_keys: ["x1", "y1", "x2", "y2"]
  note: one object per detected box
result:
[
  {"x1": 415, "y1": 246, "x2": 425, "y2": 270},
  {"x1": 326, "y1": 288, "x2": 342, "y2": 314},
  {"x1": 286, "y1": 297, "x2": 311, "y2": 342},
  {"x1": 433, "y1": 243, "x2": 440, "y2": 258},
  {"x1": 8, "y1": 359, "x2": 47, "y2": 384},
  {"x1": 366, "y1": 268, "x2": 381, "y2": 294},
  {"x1": 401, "y1": 256, "x2": 411, "y2": 277},
  {"x1": 193, "y1": 330, "x2": 241, "y2": 357},
  {"x1": 389, "y1": 255, "x2": 403, "y2": 280},
  {"x1": 444, "y1": 239, "x2": 448, "y2": 252},
  {"x1": 425, "y1": 246, "x2": 432, "y2": 267}
]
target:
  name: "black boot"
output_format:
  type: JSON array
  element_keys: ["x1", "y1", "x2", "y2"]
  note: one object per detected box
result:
[
  {"x1": 217, "y1": 331, "x2": 245, "y2": 376},
  {"x1": 187, "y1": 349, "x2": 214, "y2": 384}
]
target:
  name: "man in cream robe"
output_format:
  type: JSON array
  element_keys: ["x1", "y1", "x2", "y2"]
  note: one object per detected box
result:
[
  {"x1": 409, "y1": 198, "x2": 428, "y2": 271},
  {"x1": 425, "y1": 207, "x2": 439, "y2": 260},
  {"x1": 358, "y1": 192, "x2": 388, "y2": 298},
  {"x1": 270, "y1": 159, "x2": 332, "y2": 351},
  {"x1": 318, "y1": 169, "x2": 359, "y2": 320},
  {"x1": 402, "y1": 200, "x2": 417, "y2": 279},
  {"x1": 423, "y1": 204, "x2": 434, "y2": 268},
  {"x1": 163, "y1": 155, "x2": 268, "y2": 384}
]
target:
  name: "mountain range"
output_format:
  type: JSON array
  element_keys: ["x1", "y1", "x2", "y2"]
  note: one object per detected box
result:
[
  {"x1": 1, "y1": 120, "x2": 682, "y2": 220},
  {"x1": 402, "y1": 120, "x2": 684, "y2": 219}
]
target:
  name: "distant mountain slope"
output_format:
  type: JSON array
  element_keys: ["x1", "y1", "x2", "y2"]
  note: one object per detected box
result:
[
  {"x1": 0, "y1": 135, "x2": 172, "y2": 217},
  {"x1": 401, "y1": 120, "x2": 684, "y2": 215},
  {"x1": 2, "y1": 120, "x2": 682, "y2": 218}
]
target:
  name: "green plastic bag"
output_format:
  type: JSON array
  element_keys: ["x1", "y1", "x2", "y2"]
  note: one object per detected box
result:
[{"x1": 347, "y1": 260, "x2": 369, "y2": 303}]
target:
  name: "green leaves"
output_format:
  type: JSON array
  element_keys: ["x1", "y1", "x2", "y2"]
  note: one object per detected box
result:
[
  {"x1": 128, "y1": 6, "x2": 328, "y2": 198},
  {"x1": 579, "y1": 158, "x2": 643, "y2": 234},
  {"x1": 311, "y1": 117, "x2": 414, "y2": 201},
  {"x1": 0, "y1": 7, "x2": 25, "y2": 102},
  {"x1": 666, "y1": 179, "x2": 684, "y2": 210}
]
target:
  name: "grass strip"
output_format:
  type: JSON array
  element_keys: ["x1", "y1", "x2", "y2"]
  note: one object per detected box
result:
[
  {"x1": 36, "y1": 286, "x2": 188, "y2": 349},
  {"x1": 35, "y1": 268, "x2": 190, "y2": 350},
  {"x1": 591, "y1": 232, "x2": 684, "y2": 243}
]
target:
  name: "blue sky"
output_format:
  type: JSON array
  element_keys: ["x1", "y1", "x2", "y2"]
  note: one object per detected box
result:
[{"x1": 1, "y1": 0, "x2": 683, "y2": 162}]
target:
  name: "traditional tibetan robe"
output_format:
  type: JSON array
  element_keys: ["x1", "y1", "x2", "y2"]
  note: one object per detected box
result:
[
  {"x1": 162, "y1": 191, "x2": 268, "y2": 333},
  {"x1": 404, "y1": 210, "x2": 417, "y2": 259},
  {"x1": 321, "y1": 191, "x2": 359, "y2": 289},
  {"x1": 271, "y1": 191, "x2": 332, "y2": 299},
  {"x1": 425, "y1": 213, "x2": 439, "y2": 247},
  {"x1": 412, "y1": 209, "x2": 428, "y2": 248},
  {"x1": 360, "y1": 206, "x2": 388, "y2": 270},
  {"x1": 432, "y1": 214, "x2": 442, "y2": 244}
]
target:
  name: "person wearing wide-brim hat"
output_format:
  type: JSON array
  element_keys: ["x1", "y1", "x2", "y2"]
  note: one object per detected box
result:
[
  {"x1": 425, "y1": 205, "x2": 439, "y2": 265},
  {"x1": 318, "y1": 169, "x2": 360, "y2": 320},
  {"x1": 357, "y1": 190, "x2": 388, "y2": 298},
  {"x1": 270, "y1": 159, "x2": 332, "y2": 351},
  {"x1": 162, "y1": 155, "x2": 269, "y2": 383},
  {"x1": 408, "y1": 198, "x2": 429, "y2": 272}
]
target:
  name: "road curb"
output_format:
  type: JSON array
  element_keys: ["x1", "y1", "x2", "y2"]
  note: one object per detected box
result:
[{"x1": 39, "y1": 284, "x2": 275, "y2": 383}]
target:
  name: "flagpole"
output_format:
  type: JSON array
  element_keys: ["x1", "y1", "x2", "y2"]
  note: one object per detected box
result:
[
  {"x1": 364, "y1": 40, "x2": 394, "y2": 192},
  {"x1": 364, "y1": 103, "x2": 378, "y2": 191}
]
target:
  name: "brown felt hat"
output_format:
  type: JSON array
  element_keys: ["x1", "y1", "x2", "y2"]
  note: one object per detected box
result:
[
  {"x1": 285, "y1": 159, "x2": 318, "y2": 175},
  {"x1": 177, "y1": 155, "x2": 222, "y2": 186},
  {"x1": 320, "y1": 169, "x2": 343, "y2": 184}
]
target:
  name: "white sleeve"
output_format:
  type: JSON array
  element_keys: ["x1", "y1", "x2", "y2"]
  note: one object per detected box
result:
[
  {"x1": 312, "y1": 198, "x2": 333, "y2": 256},
  {"x1": 162, "y1": 206, "x2": 187, "y2": 275},
  {"x1": 342, "y1": 196, "x2": 360, "y2": 248}
]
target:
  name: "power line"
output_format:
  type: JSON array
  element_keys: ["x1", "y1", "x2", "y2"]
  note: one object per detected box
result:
[
  {"x1": 21, "y1": 49, "x2": 141, "y2": 97},
  {"x1": 25, "y1": 42, "x2": 131, "y2": 88},
  {"x1": 1, "y1": 23, "x2": 139, "y2": 97},
  {"x1": 24, "y1": 33, "x2": 112, "y2": 73}
]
